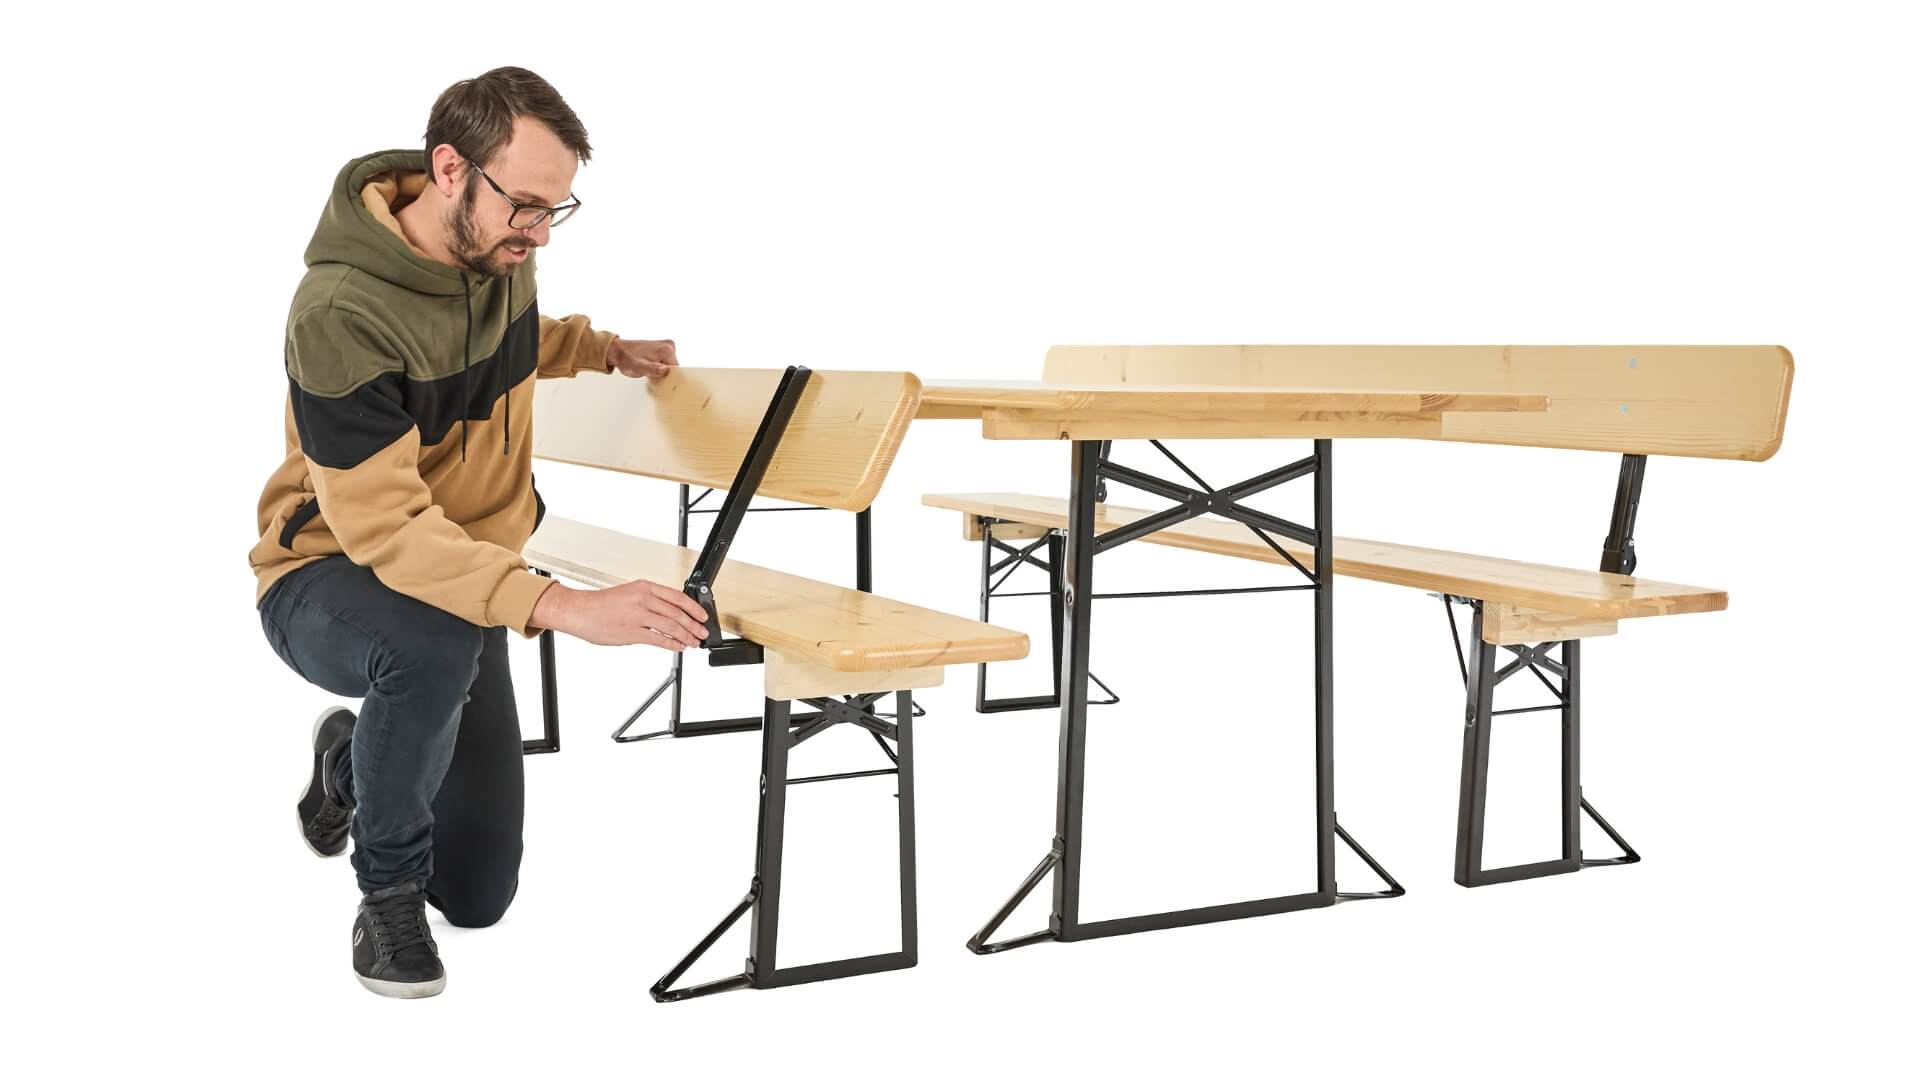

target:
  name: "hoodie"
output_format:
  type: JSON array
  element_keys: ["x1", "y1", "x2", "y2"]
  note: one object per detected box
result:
[{"x1": 248, "y1": 148, "x2": 617, "y2": 636}]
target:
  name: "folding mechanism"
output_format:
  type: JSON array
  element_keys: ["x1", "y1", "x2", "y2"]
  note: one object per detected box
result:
[
  {"x1": 1600, "y1": 453, "x2": 1647, "y2": 575},
  {"x1": 603, "y1": 490, "x2": 924, "y2": 743}
]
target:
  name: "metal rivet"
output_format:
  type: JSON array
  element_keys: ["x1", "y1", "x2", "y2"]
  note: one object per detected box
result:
[
  {"x1": 1628, "y1": 356, "x2": 1638, "y2": 368},
  {"x1": 1620, "y1": 404, "x2": 1630, "y2": 413}
]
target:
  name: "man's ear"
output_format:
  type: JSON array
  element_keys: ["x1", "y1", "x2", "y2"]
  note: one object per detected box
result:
[{"x1": 427, "y1": 143, "x2": 466, "y2": 197}]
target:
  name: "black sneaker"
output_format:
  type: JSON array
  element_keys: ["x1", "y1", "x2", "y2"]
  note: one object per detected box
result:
[
  {"x1": 353, "y1": 881, "x2": 447, "y2": 999},
  {"x1": 298, "y1": 706, "x2": 356, "y2": 858}
]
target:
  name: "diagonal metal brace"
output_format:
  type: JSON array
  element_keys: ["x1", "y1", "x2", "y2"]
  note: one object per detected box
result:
[
  {"x1": 797, "y1": 694, "x2": 899, "y2": 744},
  {"x1": 651, "y1": 884, "x2": 759, "y2": 1003},
  {"x1": 1332, "y1": 820, "x2": 1408, "y2": 902},
  {"x1": 966, "y1": 846, "x2": 1062, "y2": 955}
]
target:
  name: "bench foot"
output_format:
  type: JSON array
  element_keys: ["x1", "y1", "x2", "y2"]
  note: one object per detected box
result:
[
  {"x1": 1446, "y1": 597, "x2": 1642, "y2": 887},
  {"x1": 1577, "y1": 796, "x2": 1642, "y2": 868},
  {"x1": 1332, "y1": 820, "x2": 1409, "y2": 901},
  {"x1": 966, "y1": 848, "x2": 1062, "y2": 955},
  {"x1": 652, "y1": 693, "x2": 919, "y2": 1002}
]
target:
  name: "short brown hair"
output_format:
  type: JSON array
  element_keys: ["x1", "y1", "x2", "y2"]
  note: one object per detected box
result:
[{"x1": 423, "y1": 67, "x2": 592, "y2": 172}]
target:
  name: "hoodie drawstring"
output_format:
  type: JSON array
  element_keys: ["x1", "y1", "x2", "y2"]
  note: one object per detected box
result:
[
  {"x1": 459, "y1": 272, "x2": 473, "y2": 462},
  {"x1": 503, "y1": 275, "x2": 512, "y2": 457},
  {"x1": 458, "y1": 270, "x2": 514, "y2": 461}
]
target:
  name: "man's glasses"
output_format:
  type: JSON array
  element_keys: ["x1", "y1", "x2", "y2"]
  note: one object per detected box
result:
[{"x1": 469, "y1": 160, "x2": 581, "y2": 229}]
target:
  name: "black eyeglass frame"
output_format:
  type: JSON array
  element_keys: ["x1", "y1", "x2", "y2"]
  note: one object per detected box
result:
[{"x1": 468, "y1": 160, "x2": 582, "y2": 229}]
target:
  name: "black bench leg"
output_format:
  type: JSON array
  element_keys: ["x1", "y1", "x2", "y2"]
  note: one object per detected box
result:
[
  {"x1": 1449, "y1": 599, "x2": 1640, "y2": 886},
  {"x1": 522, "y1": 569, "x2": 562, "y2": 756},
  {"x1": 652, "y1": 692, "x2": 919, "y2": 1002},
  {"x1": 973, "y1": 521, "x2": 1118, "y2": 713}
]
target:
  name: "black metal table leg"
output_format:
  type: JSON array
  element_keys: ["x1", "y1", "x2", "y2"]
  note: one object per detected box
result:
[
  {"x1": 1312, "y1": 437, "x2": 1336, "y2": 898},
  {"x1": 1050, "y1": 440, "x2": 1103, "y2": 939},
  {"x1": 968, "y1": 437, "x2": 1401, "y2": 953}
]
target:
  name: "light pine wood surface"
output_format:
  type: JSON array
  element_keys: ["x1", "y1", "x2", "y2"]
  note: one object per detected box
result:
[
  {"x1": 526, "y1": 516, "x2": 1030, "y2": 672},
  {"x1": 764, "y1": 653, "x2": 945, "y2": 700},
  {"x1": 918, "y1": 379, "x2": 1548, "y2": 441},
  {"x1": 1480, "y1": 603, "x2": 1619, "y2": 645},
  {"x1": 534, "y1": 367, "x2": 922, "y2": 511},
  {"x1": 925, "y1": 493, "x2": 1726, "y2": 621},
  {"x1": 1037, "y1": 345, "x2": 1792, "y2": 460}
]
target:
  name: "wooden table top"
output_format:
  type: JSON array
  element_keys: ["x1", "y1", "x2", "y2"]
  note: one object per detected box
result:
[{"x1": 917, "y1": 379, "x2": 1550, "y2": 440}]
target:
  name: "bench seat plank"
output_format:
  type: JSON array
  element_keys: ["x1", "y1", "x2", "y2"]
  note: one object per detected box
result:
[
  {"x1": 923, "y1": 492, "x2": 1726, "y2": 621},
  {"x1": 526, "y1": 516, "x2": 1029, "y2": 673}
]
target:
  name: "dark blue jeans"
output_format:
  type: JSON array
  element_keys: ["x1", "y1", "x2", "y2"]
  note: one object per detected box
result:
[{"x1": 258, "y1": 556, "x2": 524, "y2": 927}]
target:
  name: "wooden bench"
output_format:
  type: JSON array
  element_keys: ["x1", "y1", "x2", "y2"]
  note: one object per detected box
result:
[
  {"x1": 524, "y1": 365, "x2": 1029, "y2": 1001},
  {"x1": 924, "y1": 344, "x2": 1791, "y2": 888}
]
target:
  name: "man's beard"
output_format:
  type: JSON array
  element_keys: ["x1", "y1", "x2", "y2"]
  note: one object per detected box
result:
[{"x1": 446, "y1": 175, "x2": 521, "y2": 278}]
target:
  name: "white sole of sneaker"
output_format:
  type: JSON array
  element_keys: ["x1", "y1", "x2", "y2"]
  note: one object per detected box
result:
[
  {"x1": 299, "y1": 706, "x2": 355, "y2": 859},
  {"x1": 356, "y1": 972, "x2": 447, "y2": 999}
]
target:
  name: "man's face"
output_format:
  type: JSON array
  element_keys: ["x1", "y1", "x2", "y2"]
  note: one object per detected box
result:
[{"x1": 444, "y1": 116, "x2": 580, "y2": 279}]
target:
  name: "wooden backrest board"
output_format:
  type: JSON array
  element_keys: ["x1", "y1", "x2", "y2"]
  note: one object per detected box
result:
[
  {"x1": 1043, "y1": 345, "x2": 1792, "y2": 460},
  {"x1": 533, "y1": 368, "x2": 922, "y2": 511}
]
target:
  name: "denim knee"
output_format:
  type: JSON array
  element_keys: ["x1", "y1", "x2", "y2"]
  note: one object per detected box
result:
[{"x1": 373, "y1": 611, "x2": 485, "y2": 699}]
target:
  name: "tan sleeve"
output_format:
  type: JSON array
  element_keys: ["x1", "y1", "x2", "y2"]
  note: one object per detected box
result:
[
  {"x1": 307, "y1": 435, "x2": 555, "y2": 636},
  {"x1": 538, "y1": 313, "x2": 617, "y2": 378},
  {"x1": 290, "y1": 308, "x2": 556, "y2": 636}
]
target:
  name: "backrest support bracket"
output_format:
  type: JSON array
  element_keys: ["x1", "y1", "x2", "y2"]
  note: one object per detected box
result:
[
  {"x1": 684, "y1": 365, "x2": 814, "y2": 647},
  {"x1": 1599, "y1": 453, "x2": 1647, "y2": 575}
]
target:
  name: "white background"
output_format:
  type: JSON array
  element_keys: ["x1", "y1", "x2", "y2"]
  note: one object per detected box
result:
[{"x1": 6, "y1": 1, "x2": 1915, "y2": 1074}]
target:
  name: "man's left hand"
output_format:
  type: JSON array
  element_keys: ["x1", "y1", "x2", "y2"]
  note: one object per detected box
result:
[{"x1": 607, "y1": 338, "x2": 679, "y2": 379}]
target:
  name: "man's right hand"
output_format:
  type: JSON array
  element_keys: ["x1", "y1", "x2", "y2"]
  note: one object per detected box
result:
[{"x1": 529, "y1": 578, "x2": 711, "y2": 650}]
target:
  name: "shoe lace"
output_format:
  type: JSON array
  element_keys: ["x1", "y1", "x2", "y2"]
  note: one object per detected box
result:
[
  {"x1": 307, "y1": 800, "x2": 350, "y2": 836},
  {"x1": 367, "y1": 891, "x2": 434, "y2": 955}
]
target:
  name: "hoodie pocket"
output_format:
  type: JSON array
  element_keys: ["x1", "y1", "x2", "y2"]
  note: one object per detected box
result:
[{"x1": 278, "y1": 496, "x2": 323, "y2": 550}]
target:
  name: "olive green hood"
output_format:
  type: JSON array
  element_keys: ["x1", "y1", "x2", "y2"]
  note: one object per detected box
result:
[{"x1": 304, "y1": 148, "x2": 470, "y2": 298}]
